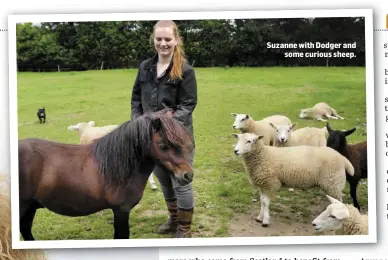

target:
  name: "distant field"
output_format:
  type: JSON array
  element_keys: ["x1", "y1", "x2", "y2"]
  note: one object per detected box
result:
[{"x1": 16, "y1": 66, "x2": 368, "y2": 240}]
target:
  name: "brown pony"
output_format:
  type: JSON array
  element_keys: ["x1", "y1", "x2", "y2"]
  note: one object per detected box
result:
[{"x1": 18, "y1": 109, "x2": 194, "y2": 240}]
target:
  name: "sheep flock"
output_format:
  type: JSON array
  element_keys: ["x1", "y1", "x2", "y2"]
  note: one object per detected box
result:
[{"x1": 231, "y1": 101, "x2": 368, "y2": 236}]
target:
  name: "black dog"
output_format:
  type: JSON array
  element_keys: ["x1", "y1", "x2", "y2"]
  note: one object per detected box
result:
[{"x1": 37, "y1": 108, "x2": 46, "y2": 124}]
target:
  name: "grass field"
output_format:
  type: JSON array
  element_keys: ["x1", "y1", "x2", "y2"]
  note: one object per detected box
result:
[{"x1": 16, "y1": 66, "x2": 369, "y2": 240}]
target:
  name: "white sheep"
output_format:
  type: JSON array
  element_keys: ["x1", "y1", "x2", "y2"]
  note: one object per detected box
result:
[
  {"x1": 269, "y1": 123, "x2": 328, "y2": 147},
  {"x1": 299, "y1": 102, "x2": 344, "y2": 121},
  {"x1": 312, "y1": 195, "x2": 368, "y2": 235},
  {"x1": 232, "y1": 132, "x2": 354, "y2": 227},
  {"x1": 67, "y1": 121, "x2": 158, "y2": 190},
  {"x1": 231, "y1": 113, "x2": 292, "y2": 146}
]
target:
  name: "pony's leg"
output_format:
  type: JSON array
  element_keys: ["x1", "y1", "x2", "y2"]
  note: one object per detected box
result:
[
  {"x1": 112, "y1": 208, "x2": 130, "y2": 239},
  {"x1": 261, "y1": 193, "x2": 271, "y2": 227},
  {"x1": 20, "y1": 203, "x2": 37, "y2": 241},
  {"x1": 148, "y1": 173, "x2": 158, "y2": 190}
]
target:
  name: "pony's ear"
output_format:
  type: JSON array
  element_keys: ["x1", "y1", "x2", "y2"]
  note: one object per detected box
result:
[
  {"x1": 152, "y1": 118, "x2": 162, "y2": 131},
  {"x1": 344, "y1": 127, "x2": 356, "y2": 136}
]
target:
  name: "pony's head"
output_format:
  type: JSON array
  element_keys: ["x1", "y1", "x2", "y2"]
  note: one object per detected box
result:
[{"x1": 148, "y1": 110, "x2": 194, "y2": 186}]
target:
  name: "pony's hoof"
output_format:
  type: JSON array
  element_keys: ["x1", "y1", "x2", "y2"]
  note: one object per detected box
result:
[
  {"x1": 262, "y1": 223, "x2": 269, "y2": 227},
  {"x1": 255, "y1": 218, "x2": 263, "y2": 223}
]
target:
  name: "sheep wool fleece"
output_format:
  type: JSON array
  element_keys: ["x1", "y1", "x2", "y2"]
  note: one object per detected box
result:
[{"x1": 335, "y1": 204, "x2": 368, "y2": 235}]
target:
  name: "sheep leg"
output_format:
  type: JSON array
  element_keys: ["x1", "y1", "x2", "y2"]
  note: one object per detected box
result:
[
  {"x1": 324, "y1": 113, "x2": 338, "y2": 120},
  {"x1": 349, "y1": 179, "x2": 361, "y2": 211},
  {"x1": 261, "y1": 193, "x2": 271, "y2": 227},
  {"x1": 148, "y1": 173, "x2": 158, "y2": 190},
  {"x1": 256, "y1": 193, "x2": 264, "y2": 223},
  {"x1": 316, "y1": 117, "x2": 327, "y2": 122}
]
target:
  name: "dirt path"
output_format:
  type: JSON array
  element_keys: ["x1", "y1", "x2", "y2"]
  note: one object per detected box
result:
[{"x1": 227, "y1": 199, "x2": 335, "y2": 237}]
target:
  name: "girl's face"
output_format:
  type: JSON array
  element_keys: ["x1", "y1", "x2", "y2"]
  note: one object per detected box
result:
[{"x1": 153, "y1": 26, "x2": 177, "y2": 58}]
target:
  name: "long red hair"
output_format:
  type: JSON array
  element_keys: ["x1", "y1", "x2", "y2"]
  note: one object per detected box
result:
[{"x1": 151, "y1": 20, "x2": 186, "y2": 80}]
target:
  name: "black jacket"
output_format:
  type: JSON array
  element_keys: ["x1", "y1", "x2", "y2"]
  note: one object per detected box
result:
[{"x1": 131, "y1": 54, "x2": 197, "y2": 142}]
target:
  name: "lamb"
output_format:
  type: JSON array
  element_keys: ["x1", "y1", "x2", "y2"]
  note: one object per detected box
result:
[
  {"x1": 312, "y1": 195, "x2": 368, "y2": 235},
  {"x1": 232, "y1": 132, "x2": 354, "y2": 227},
  {"x1": 326, "y1": 123, "x2": 367, "y2": 211},
  {"x1": 231, "y1": 113, "x2": 292, "y2": 146},
  {"x1": 269, "y1": 123, "x2": 328, "y2": 147},
  {"x1": 67, "y1": 121, "x2": 119, "y2": 144},
  {"x1": 67, "y1": 120, "x2": 158, "y2": 190},
  {"x1": 299, "y1": 102, "x2": 344, "y2": 121}
]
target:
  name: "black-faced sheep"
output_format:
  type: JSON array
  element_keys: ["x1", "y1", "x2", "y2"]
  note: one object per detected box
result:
[
  {"x1": 231, "y1": 113, "x2": 292, "y2": 146},
  {"x1": 299, "y1": 102, "x2": 344, "y2": 121},
  {"x1": 326, "y1": 123, "x2": 367, "y2": 211},
  {"x1": 232, "y1": 132, "x2": 354, "y2": 227},
  {"x1": 312, "y1": 195, "x2": 368, "y2": 235}
]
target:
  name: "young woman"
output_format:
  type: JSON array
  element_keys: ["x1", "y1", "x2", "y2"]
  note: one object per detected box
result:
[{"x1": 131, "y1": 20, "x2": 197, "y2": 238}]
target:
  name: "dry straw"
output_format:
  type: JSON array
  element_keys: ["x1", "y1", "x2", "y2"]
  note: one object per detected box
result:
[{"x1": 0, "y1": 173, "x2": 47, "y2": 260}]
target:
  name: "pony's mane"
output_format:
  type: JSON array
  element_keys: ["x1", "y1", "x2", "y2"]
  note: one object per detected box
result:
[{"x1": 91, "y1": 109, "x2": 192, "y2": 186}]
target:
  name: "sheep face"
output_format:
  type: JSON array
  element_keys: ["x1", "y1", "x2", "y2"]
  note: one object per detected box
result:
[
  {"x1": 231, "y1": 113, "x2": 250, "y2": 129},
  {"x1": 312, "y1": 195, "x2": 350, "y2": 233},
  {"x1": 232, "y1": 133, "x2": 263, "y2": 155},
  {"x1": 299, "y1": 109, "x2": 310, "y2": 119},
  {"x1": 326, "y1": 122, "x2": 356, "y2": 152},
  {"x1": 270, "y1": 123, "x2": 296, "y2": 144}
]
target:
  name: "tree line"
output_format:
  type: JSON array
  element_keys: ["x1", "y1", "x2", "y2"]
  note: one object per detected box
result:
[{"x1": 16, "y1": 17, "x2": 366, "y2": 72}]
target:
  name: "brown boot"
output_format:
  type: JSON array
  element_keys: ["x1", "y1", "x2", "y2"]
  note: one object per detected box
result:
[
  {"x1": 157, "y1": 199, "x2": 178, "y2": 234},
  {"x1": 176, "y1": 208, "x2": 193, "y2": 238}
]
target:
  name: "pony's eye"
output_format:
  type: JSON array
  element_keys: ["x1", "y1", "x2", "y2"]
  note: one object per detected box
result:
[{"x1": 159, "y1": 144, "x2": 168, "y2": 151}]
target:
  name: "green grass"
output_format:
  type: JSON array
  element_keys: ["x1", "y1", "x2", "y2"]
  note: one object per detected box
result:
[{"x1": 17, "y1": 66, "x2": 368, "y2": 240}]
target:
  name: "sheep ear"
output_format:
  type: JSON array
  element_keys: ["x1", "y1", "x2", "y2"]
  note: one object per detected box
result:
[
  {"x1": 231, "y1": 113, "x2": 237, "y2": 117},
  {"x1": 245, "y1": 114, "x2": 249, "y2": 119},
  {"x1": 67, "y1": 125, "x2": 78, "y2": 131},
  {"x1": 326, "y1": 195, "x2": 341, "y2": 204},
  {"x1": 332, "y1": 208, "x2": 350, "y2": 220},
  {"x1": 291, "y1": 123, "x2": 297, "y2": 130},
  {"x1": 326, "y1": 123, "x2": 333, "y2": 133},
  {"x1": 254, "y1": 135, "x2": 264, "y2": 143},
  {"x1": 88, "y1": 121, "x2": 96, "y2": 127},
  {"x1": 269, "y1": 122, "x2": 275, "y2": 129},
  {"x1": 344, "y1": 127, "x2": 356, "y2": 136},
  {"x1": 231, "y1": 133, "x2": 239, "y2": 139}
]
